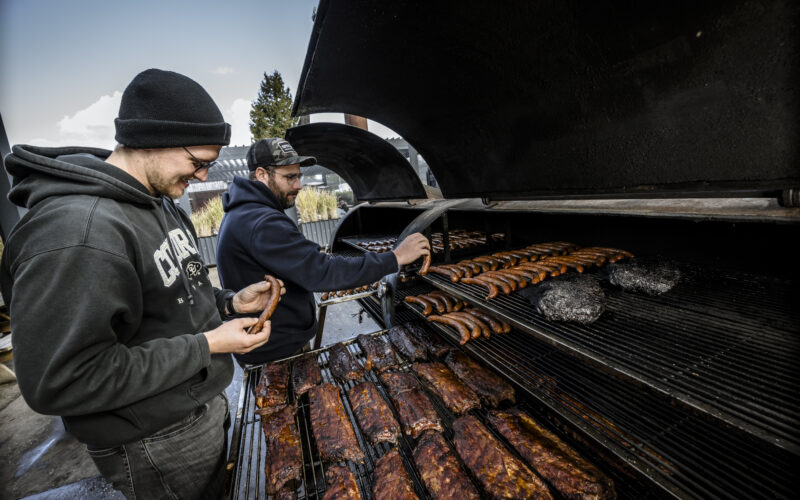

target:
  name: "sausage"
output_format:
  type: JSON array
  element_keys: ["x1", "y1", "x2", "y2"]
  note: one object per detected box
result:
[
  {"x1": 427, "y1": 314, "x2": 472, "y2": 344},
  {"x1": 523, "y1": 261, "x2": 563, "y2": 276},
  {"x1": 452, "y1": 264, "x2": 474, "y2": 278},
  {"x1": 484, "y1": 270, "x2": 527, "y2": 289},
  {"x1": 405, "y1": 296, "x2": 433, "y2": 316},
  {"x1": 427, "y1": 291, "x2": 458, "y2": 312},
  {"x1": 477, "y1": 273, "x2": 515, "y2": 293},
  {"x1": 321, "y1": 292, "x2": 330, "y2": 301},
  {"x1": 428, "y1": 266, "x2": 461, "y2": 282},
  {"x1": 463, "y1": 308, "x2": 504, "y2": 335},
  {"x1": 466, "y1": 259, "x2": 492, "y2": 273},
  {"x1": 461, "y1": 277, "x2": 499, "y2": 300},
  {"x1": 247, "y1": 275, "x2": 281, "y2": 335},
  {"x1": 419, "y1": 253, "x2": 432, "y2": 276},
  {"x1": 421, "y1": 294, "x2": 447, "y2": 314},
  {"x1": 449, "y1": 311, "x2": 491, "y2": 339},
  {"x1": 544, "y1": 257, "x2": 585, "y2": 273},
  {"x1": 472, "y1": 256, "x2": 501, "y2": 271},
  {"x1": 502, "y1": 268, "x2": 542, "y2": 284}
]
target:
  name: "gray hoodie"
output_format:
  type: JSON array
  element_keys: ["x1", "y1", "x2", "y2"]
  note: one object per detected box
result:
[{"x1": 0, "y1": 145, "x2": 233, "y2": 447}]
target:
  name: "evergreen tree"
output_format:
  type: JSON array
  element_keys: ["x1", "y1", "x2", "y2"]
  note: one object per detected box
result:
[{"x1": 249, "y1": 70, "x2": 297, "y2": 140}]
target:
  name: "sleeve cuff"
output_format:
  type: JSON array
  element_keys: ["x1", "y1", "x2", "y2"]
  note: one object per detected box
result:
[{"x1": 193, "y1": 332, "x2": 212, "y2": 366}]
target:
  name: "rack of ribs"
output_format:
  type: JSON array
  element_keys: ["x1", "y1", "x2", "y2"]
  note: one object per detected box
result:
[
  {"x1": 309, "y1": 383, "x2": 365, "y2": 463},
  {"x1": 379, "y1": 371, "x2": 443, "y2": 438},
  {"x1": 405, "y1": 321, "x2": 452, "y2": 357},
  {"x1": 411, "y1": 362, "x2": 481, "y2": 414},
  {"x1": 347, "y1": 381, "x2": 401, "y2": 445},
  {"x1": 356, "y1": 333, "x2": 398, "y2": 372},
  {"x1": 488, "y1": 408, "x2": 616, "y2": 499},
  {"x1": 273, "y1": 485, "x2": 297, "y2": 500},
  {"x1": 260, "y1": 405, "x2": 302, "y2": 496},
  {"x1": 444, "y1": 350, "x2": 515, "y2": 407},
  {"x1": 321, "y1": 465, "x2": 363, "y2": 500},
  {"x1": 328, "y1": 342, "x2": 364, "y2": 383},
  {"x1": 255, "y1": 362, "x2": 289, "y2": 412},
  {"x1": 413, "y1": 431, "x2": 480, "y2": 500},
  {"x1": 291, "y1": 352, "x2": 322, "y2": 396},
  {"x1": 452, "y1": 415, "x2": 553, "y2": 499},
  {"x1": 387, "y1": 324, "x2": 428, "y2": 361},
  {"x1": 372, "y1": 448, "x2": 419, "y2": 500}
]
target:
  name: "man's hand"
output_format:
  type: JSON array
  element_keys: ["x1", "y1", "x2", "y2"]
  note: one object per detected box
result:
[
  {"x1": 204, "y1": 318, "x2": 271, "y2": 355},
  {"x1": 232, "y1": 279, "x2": 286, "y2": 314},
  {"x1": 392, "y1": 232, "x2": 431, "y2": 266}
]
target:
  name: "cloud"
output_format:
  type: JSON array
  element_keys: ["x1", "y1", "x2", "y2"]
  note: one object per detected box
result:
[
  {"x1": 225, "y1": 98, "x2": 253, "y2": 146},
  {"x1": 32, "y1": 91, "x2": 123, "y2": 149},
  {"x1": 214, "y1": 66, "x2": 234, "y2": 75}
]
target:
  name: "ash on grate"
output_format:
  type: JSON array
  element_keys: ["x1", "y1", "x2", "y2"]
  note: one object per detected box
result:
[
  {"x1": 604, "y1": 257, "x2": 682, "y2": 296},
  {"x1": 520, "y1": 274, "x2": 606, "y2": 324}
]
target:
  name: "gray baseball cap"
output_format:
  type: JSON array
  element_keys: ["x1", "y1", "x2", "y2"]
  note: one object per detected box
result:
[{"x1": 246, "y1": 138, "x2": 316, "y2": 170}]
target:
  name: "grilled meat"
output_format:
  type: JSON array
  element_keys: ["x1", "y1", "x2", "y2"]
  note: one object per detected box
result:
[
  {"x1": 328, "y1": 342, "x2": 364, "y2": 383},
  {"x1": 452, "y1": 415, "x2": 553, "y2": 499},
  {"x1": 405, "y1": 321, "x2": 452, "y2": 357},
  {"x1": 356, "y1": 334, "x2": 397, "y2": 372},
  {"x1": 444, "y1": 350, "x2": 515, "y2": 407},
  {"x1": 372, "y1": 449, "x2": 419, "y2": 500},
  {"x1": 387, "y1": 324, "x2": 428, "y2": 361},
  {"x1": 322, "y1": 465, "x2": 362, "y2": 500},
  {"x1": 488, "y1": 409, "x2": 616, "y2": 499},
  {"x1": 291, "y1": 353, "x2": 322, "y2": 396},
  {"x1": 309, "y1": 383, "x2": 365, "y2": 463},
  {"x1": 255, "y1": 362, "x2": 289, "y2": 409},
  {"x1": 413, "y1": 431, "x2": 480, "y2": 500},
  {"x1": 412, "y1": 362, "x2": 481, "y2": 414},
  {"x1": 261, "y1": 405, "x2": 302, "y2": 495},
  {"x1": 379, "y1": 371, "x2": 443, "y2": 438},
  {"x1": 274, "y1": 485, "x2": 297, "y2": 500},
  {"x1": 347, "y1": 381, "x2": 401, "y2": 445}
]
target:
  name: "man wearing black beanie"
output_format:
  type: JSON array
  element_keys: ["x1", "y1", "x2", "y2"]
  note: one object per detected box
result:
[{"x1": 1, "y1": 69, "x2": 282, "y2": 499}]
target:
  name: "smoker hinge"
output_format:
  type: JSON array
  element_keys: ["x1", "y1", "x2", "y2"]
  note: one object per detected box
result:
[
  {"x1": 481, "y1": 197, "x2": 497, "y2": 208},
  {"x1": 779, "y1": 189, "x2": 800, "y2": 208}
]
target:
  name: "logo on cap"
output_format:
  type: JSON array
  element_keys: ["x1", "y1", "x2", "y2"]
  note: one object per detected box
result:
[{"x1": 277, "y1": 141, "x2": 296, "y2": 155}]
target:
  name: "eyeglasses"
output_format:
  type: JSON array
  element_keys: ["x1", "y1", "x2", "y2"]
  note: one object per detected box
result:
[
  {"x1": 184, "y1": 147, "x2": 221, "y2": 173},
  {"x1": 267, "y1": 169, "x2": 303, "y2": 183}
]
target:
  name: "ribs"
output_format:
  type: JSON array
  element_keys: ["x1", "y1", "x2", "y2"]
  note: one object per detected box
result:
[
  {"x1": 379, "y1": 371, "x2": 443, "y2": 438},
  {"x1": 444, "y1": 350, "x2": 515, "y2": 407},
  {"x1": 309, "y1": 383, "x2": 365, "y2": 463},
  {"x1": 387, "y1": 324, "x2": 428, "y2": 361},
  {"x1": 413, "y1": 431, "x2": 480, "y2": 500},
  {"x1": 322, "y1": 465, "x2": 362, "y2": 500},
  {"x1": 291, "y1": 352, "x2": 322, "y2": 396},
  {"x1": 372, "y1": 449, "x2": 419, "y2": 500},
  {"x1": 405, "y1": 321, "x2": 451, "y2": 357},
  {"x1": 255, "y1": 362, "x2": 289, "y2": 410},
  {"x1": 328, "y1": 342, "x2": 364, "y2": 383},
  {"x1": 452, "y1": 415, "x2": 553, "y2": 499},
  {"x1": 412, "y1": 362, "x2": 481, "y2": 414},
  {"x1": 261, "y1": 405, "x2": 302, "y2": 495},
  {"x1": 356, "y1": 334, "x2": 397, "y2": 372},
  {"x1": 347, "y1": 381, "x2": 401, "y2": 445},
  {"x1": 488, "y1": 408, "x2": 616, "y2": 499}
]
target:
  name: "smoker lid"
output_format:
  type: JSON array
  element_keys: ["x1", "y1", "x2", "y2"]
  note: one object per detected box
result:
[
  {"x1": 293, "y1": 0, "x2": 799, "y2": 201},
  {"x1": 286, "y1": 123, "x2": 426, "y2": 201}
]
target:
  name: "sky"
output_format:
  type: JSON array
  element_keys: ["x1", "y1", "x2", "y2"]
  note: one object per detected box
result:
[{"x1": 0, "y1": 0, "x2": 398, "y2": 149}]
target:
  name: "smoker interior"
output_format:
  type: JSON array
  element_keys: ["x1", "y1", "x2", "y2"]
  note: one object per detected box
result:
[
  {"x1": 228, "y1": 329, "x2": 641, "y2": 499},
  {"x1": 341, "y1": 203, "x2": 800, "y2": 498}
]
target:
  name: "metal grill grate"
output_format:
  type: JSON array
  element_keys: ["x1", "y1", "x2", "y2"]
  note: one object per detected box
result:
[
  {"x1": 418, "y1": 264, "x2": 800, "y2": 453},
  {"x1": 228, "y1": 329, "x2": 641, "y2": 499},
  {"x1": 394, "y1": 284, "x2": 799, "y2": 499}
]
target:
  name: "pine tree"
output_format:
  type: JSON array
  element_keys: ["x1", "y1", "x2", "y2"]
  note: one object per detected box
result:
[{"x1": 249, "y1": 70, "x2": 297, "y2": 140}]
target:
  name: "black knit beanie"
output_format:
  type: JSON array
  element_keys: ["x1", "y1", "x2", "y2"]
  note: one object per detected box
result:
[{"x1": 114, "y1": 69, "x2": 231, "y2": 148}]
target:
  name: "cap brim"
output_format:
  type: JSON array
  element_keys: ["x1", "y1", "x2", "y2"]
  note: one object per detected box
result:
[{"x1": 273, "y1": 155, "x2": 316, "y2": 167}]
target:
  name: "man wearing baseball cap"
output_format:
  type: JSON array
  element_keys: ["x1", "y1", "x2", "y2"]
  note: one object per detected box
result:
[
  {"x1": 1, "y1": 69, "x2": 282, "y2": 498},
  {"x1": 216, "y1": 137, "x2": 430, "y2": 365}
]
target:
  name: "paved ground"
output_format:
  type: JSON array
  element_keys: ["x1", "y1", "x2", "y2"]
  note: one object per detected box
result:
[{"x1": 0, "y1": 267, "x2": 380, "y2": 499}]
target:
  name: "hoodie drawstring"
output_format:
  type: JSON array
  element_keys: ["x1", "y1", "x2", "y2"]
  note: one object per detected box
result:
[{"x1": 154, "y1": 197, "x2": 195, "y2": 305}]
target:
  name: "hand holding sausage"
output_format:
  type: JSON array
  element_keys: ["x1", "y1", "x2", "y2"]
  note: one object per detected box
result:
[
  {"x1": 204, "y1": 317, "x2": 271, "y2": 355},
  {"x1": 232, "y1": 277, "x2": 286, "y2": 314},
  {"x1": 392, "y1": 232, "x2": 431, "y2": 266}
]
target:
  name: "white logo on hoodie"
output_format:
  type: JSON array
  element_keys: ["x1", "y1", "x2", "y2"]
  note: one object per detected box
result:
[{"x1": 154, "y1": 229, "x2": 199, "y2": 287}]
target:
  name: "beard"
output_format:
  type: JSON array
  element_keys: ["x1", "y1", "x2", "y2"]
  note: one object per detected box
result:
[
  {"x1": 268, "y1": 178, "x2": 299, "y2": 209},
  {"x1": 146, "y1": 157, "x2": 191, "y2": 199}
]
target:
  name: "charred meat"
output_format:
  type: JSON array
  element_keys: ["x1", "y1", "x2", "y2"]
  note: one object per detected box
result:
[
  {"x1": 261, "y1": 405, "x2": 302, "y2": 496},
  {"x1": 356, "y1": 334, "x2": 397, "y2": 372},
  {"x1": 328, "y1": 342, "x2": 364, "y2": 383},
  {"x1": 387, "y1": 324, "x2": 428, "y2": 361},
  {"x1": 322, "y1": 465, "x2": 362, "y2": 500},
  {"x1": 372, "y1": 448, "x2": 419, "y2": 500},
  {"x1": 255, "y1": 362, "x2": 289, "y2": 409},
  {"x1": 412, "y1": 362, "x2": 481, "y2": 414},
  {"x1": 347, "y1": 381, "x2": 401, "y2": 445},
  {"x1": 291, "y1": 352, "x2": 322, "y2": 396},
  {"x1": 405, "y1": 321, "x2": 452, "y2": 357},
  {"x1": 379, "y1": 371, "x2": 443, "y2": 438},
  {"x1": 309, "y1": 383, "x2": 365, "y2": 463},
  {"x1": 413, "y1": 431, "x2": 480, "y2": 500},
  {"x1": 444, "y1": 350, "x2": 515, "y2": 407}
]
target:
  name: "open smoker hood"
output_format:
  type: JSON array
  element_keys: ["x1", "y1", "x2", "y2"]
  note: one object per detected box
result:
[{"x1": 293, "y1": 0, "x2": 799, "y2": 201}]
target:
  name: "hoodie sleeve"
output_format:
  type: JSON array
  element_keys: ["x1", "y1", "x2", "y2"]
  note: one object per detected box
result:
[
  {"x1": 249, "y1": 213, "x2": 399, "y2": 292},
  {"x1": 9, "y1": 245, "x2": 211, "y2": 416}
]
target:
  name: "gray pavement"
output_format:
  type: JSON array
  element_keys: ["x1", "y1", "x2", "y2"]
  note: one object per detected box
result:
[{"x1": 0, "y1": 267, "x2": 381, "y2": 499}]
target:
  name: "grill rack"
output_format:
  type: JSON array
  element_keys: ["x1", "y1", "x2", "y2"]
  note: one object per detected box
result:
[
  {"x1": 391, "y1": 283, "x2": 799, "y2": 499},
  {"x1": 417, "y1": 264, "x2": 800, "y2": 454},
  {"x1": 227, "y1": 328, "x2": 640, "y2": 499}
]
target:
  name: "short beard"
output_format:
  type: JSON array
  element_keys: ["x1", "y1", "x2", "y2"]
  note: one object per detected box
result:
[{"x1": 267, "y1": 177, "x2": 296, "y2": 209}]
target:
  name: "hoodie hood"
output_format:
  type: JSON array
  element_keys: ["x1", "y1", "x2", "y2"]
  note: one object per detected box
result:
[
  {"x1": 4, "y1": 144, "x2": 156, "y2": 209},
  {"x1": 222, "y1": 175, "x2": 283, "y2": 213}
]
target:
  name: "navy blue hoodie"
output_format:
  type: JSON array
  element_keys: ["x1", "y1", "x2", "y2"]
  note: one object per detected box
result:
[
  {"x1": 0, "y1": 145, "x2": 233, "y2": 447},
  {"x1": 217, "y1": 176, "x2": 398, "y2": 364}
]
